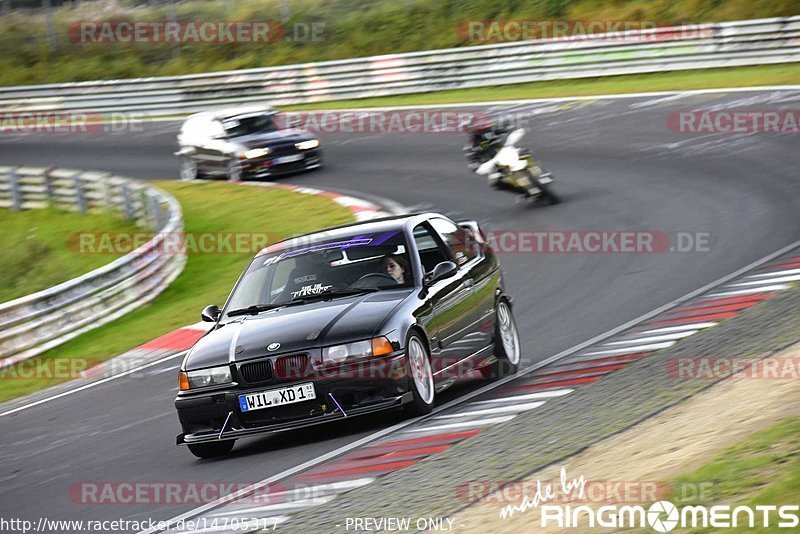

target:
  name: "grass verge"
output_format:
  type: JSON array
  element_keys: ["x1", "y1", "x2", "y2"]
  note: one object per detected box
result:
[
  {"x1": 287, "y1": 63, "x2": 800, "y2": 110},
  {"x1": 0, "y1": 181, "x2": 353, "y2": 403},
  {"x1": 0, "y1": 207, "x2": 139, "y2": 302},
  {"x1": 663, "y1": 418, "x2": 800, "y2": 533}
]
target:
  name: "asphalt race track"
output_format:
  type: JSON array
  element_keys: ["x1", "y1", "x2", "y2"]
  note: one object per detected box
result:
[{"x1": 1, "y1": 89, "x2": 799, "y2": 529}]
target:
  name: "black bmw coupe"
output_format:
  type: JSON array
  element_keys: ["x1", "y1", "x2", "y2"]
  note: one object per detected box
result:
[{"x1": 175, "y1": 213, "x2": 521, "y2": 458}]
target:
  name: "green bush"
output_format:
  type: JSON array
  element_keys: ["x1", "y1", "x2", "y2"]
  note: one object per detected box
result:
[{"x1": 1, "y1": 0, "x2": 796, "y2": 86}]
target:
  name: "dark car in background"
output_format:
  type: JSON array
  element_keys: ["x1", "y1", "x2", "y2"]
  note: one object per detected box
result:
[
  {"x1": 175, "y1": 213, "x2": 521, "y2": 458},
  {"x1": 176, "y1": 105, "x2": 321, "y2": 181}
]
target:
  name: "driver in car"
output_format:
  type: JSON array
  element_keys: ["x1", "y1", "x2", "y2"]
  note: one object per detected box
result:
[{"x1": 382, "y1": 254, "x2": 409, "y2": 285}]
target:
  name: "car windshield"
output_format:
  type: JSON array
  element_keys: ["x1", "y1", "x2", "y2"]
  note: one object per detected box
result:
[
  {"x1": 222, "y1": 113, "x2": 276, "y2": 138},
  {"x1": 224, "y1": 230, "x2": 414, "y2": 317}
]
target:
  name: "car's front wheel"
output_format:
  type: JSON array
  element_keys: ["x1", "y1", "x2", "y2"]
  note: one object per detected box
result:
[
  {"x1": 227, "y1": 158, "x2": 243, "y2": 182},
  {"x1": 486, "y1": 300, "x2": 521, "y2": 379},
  {"x1": 404, "y1": 333, "x2": 435, "y2": 416},
  {"x1": 187, "y1": 440, "x2": 235, "y2": 459},
  {"x1": 180, "y1": 157, "x2": 199, "y2": 181}
]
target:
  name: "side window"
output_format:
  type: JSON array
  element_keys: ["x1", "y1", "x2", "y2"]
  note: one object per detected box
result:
[
  {"x1": 413, "y1": 224, "x2": 449, "y2": 273},
  {"x1": 430, "y1": 218, "x2": 478, "y2": 266}
]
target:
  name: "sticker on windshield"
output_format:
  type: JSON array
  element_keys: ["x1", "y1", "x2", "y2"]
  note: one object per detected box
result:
[
  {"x1": 292, "y1": 284, "x2": 333, "y2": 299},
  {"x1": 258, "y1": 231, "x2": 400, "y2": 262}
]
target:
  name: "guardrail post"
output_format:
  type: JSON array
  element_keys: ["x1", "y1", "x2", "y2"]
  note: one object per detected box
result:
[
  {"x1": 121, "y1": 183, "x2": 133, "y2": 220},
  {"x1": 140, "y1": 189, "x2": 151, "y2": 227},
  {"x1": 74, "y1": 174, "x2": 88, "y2": 214},
  {"x1": 150, "y1": 194, "x2": 163, "y2": 230},
  {"x1": 44, "y1": 169, "x2": 54, "y2": 206},
  {"x1": 9, "y1": 168, "x2": 22, "y2": 211}
]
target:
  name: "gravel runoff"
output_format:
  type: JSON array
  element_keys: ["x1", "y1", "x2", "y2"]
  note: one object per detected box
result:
[{"x1": 280, "y1": 284, "x2": 800, "y2": 534}]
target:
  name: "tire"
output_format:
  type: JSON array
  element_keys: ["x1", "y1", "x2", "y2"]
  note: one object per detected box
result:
[
  {"x1": 180, "y1": 157, "x2": 199, "y2": 181},
  {"x1": 187, "y1": 440, "x2": 235, "y2": 459},
  {"x1": 404, "y1": 333, "x2": 435, "y2": 416},
  {"x1": 486, "y1": 300, "x2": 521, "y2": 379},
  {"x1": 226, "y1": 158, "x2": 243, "y2": 182},
  {"x1": 541, "y1": 184, "x2": 561, "y2": 205}
]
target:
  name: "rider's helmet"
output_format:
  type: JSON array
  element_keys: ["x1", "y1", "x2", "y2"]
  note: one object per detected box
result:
[{"x1": 466, "y1": 114, "x2": 492, "y2": 136}]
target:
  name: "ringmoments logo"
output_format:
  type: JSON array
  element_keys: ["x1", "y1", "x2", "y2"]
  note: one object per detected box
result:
[{"x1": 500, "y1": 468, "x2": 799, "y2": 531}]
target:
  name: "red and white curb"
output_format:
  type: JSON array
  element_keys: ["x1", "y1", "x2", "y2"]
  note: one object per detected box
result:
[
  {"x1": 149, "y1": 249, "x2": 800, "y2": 533},
  {"x1": 232, "y1": 180, "x2": 393, "y2": 222}
]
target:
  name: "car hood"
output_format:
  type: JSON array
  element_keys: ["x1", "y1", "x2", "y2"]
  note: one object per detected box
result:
[
  {"x1": 233, "y1": 128, "x2": 316, "y2": 149},
  {"x1": 184, "y1": 290, "x2": 411, "y2": 369}
]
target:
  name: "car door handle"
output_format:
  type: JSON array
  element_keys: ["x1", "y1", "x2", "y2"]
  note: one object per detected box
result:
[{"x1": 463, "y1": 279, "x2": 474, "y2": 288}]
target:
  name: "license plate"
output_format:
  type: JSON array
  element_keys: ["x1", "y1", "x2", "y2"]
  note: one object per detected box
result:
[
  {"x1": 239, "y1": 382, "x2": 316, "y2": 412},
  {"x1": 273, "y1": 154, "x2": 304, "y2": 164},
  {"x1": 539, "y1": 176, "x2": 553, "y2": 184}
]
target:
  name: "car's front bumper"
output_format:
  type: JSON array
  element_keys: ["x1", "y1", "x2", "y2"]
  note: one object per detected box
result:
[
  {"x1": 175, "y1": 352, "x2": 410, "y2": 445},
  {"x1": 243, "y1": 148, "x2": 321, "y2": 178}
]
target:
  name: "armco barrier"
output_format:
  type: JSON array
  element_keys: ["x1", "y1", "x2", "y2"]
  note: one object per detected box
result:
[
  {"x1": 0, "y1": 167, "x2": 185, "y2": 368},
  {"x1": 0, "y1": 17, "x2": 798, "y2": 116}
]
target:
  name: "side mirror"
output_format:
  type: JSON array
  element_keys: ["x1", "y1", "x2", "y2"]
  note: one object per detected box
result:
[
  {"x1": 201, "y1": 305, "x2": 221, "y2": 323},
  {"x1": 425, "y1": 261, "x2": 458, "y2": 286}
]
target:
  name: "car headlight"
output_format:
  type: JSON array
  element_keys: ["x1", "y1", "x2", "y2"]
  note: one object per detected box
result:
[
  {"x1": 321, "y1": 337, "x2": 394, "y2": 364},
  {"x1": 243, "y1": 148, "x2": 270, "y2": 159},
  {"x1": 179, "y1": 365, "x2": 232, "y2": 390},
  {"x1": 295, "y1": 139, "x2": 320, "y2": 150}
]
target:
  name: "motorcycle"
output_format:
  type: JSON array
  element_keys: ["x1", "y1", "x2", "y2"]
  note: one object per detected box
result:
[{"x1": 473, "y1": 128, "x2": 561, "y2": 205}]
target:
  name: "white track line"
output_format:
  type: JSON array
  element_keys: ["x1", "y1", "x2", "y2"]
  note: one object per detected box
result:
[
  {"x1": 434, "y1": 401, "x2": 546, "y2": 419},
  {"x1": 603, "y1": 331, "x2": 697, "y2": 345},
  {"x1": 0, "y1": 350, "x2": 187, "y2": 418},
  {"x1": 730, "y1": 274, "x2": 800, "y2": 287},
  {"x1": 638, "y1": 323, "x2": 717, "y2": 335},
  {"x1": 749, "y1": 268, "x2": 800, "y2": 278},
  {"x1": 471, "y1": 389, "x2": 573, "y2": 405},
  {"x1": 208, "y1": 496, "x2": 336, "y2": 517},
  {"x1": 584, "y1": 341, "x2": 676, "y2": 357},
  {"x1": 707, "y1": 285, "x2": 790, "y2": 297},
  {"x1": 404, "y1": 416, "x2": 517, "y2": 433}
]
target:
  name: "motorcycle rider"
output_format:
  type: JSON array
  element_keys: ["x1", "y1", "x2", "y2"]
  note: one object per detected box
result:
[{"x1": 465, "y1": 115, "x2": 510, "y2": 167}]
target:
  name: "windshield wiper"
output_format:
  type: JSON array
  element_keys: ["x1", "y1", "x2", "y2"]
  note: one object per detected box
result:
[
  {"x1": 226, "y1": 303, "x2": 288, "y2": 317},
  {"x1": 227, "y1": 288, "x2": 378, "y2": 317},
  {"x1": 288, "y1": 287, "x2": 380, "y2": 304}
]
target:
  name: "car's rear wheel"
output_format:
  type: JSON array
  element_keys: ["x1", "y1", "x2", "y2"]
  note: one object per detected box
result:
[
  {"x1": 485, "y1": 300, "x2": 521, "y2": 379},
  {"x1": 404, "y1": 333, "x2": 435, "y2": 416},
  {"x1": 187, "y1": 440, "x2": 235, "y2": 459}
]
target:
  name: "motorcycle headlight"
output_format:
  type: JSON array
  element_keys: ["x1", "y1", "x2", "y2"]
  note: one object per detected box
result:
[
  {"x1": 295, "y1": 139, "x2": 320, "y2": 150},
  {"x1": 321, "y1": 337, "x2": 394, "y2": 364},
  {"x1": 243, "y1": 148, "x2": 270, "y2": 159},
  {"x1": 179, "y1": 365, "x2": 232, "y2": 390},
  {"x1": 497, "y1": 147, "x2": 519, "y2": 168}
]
